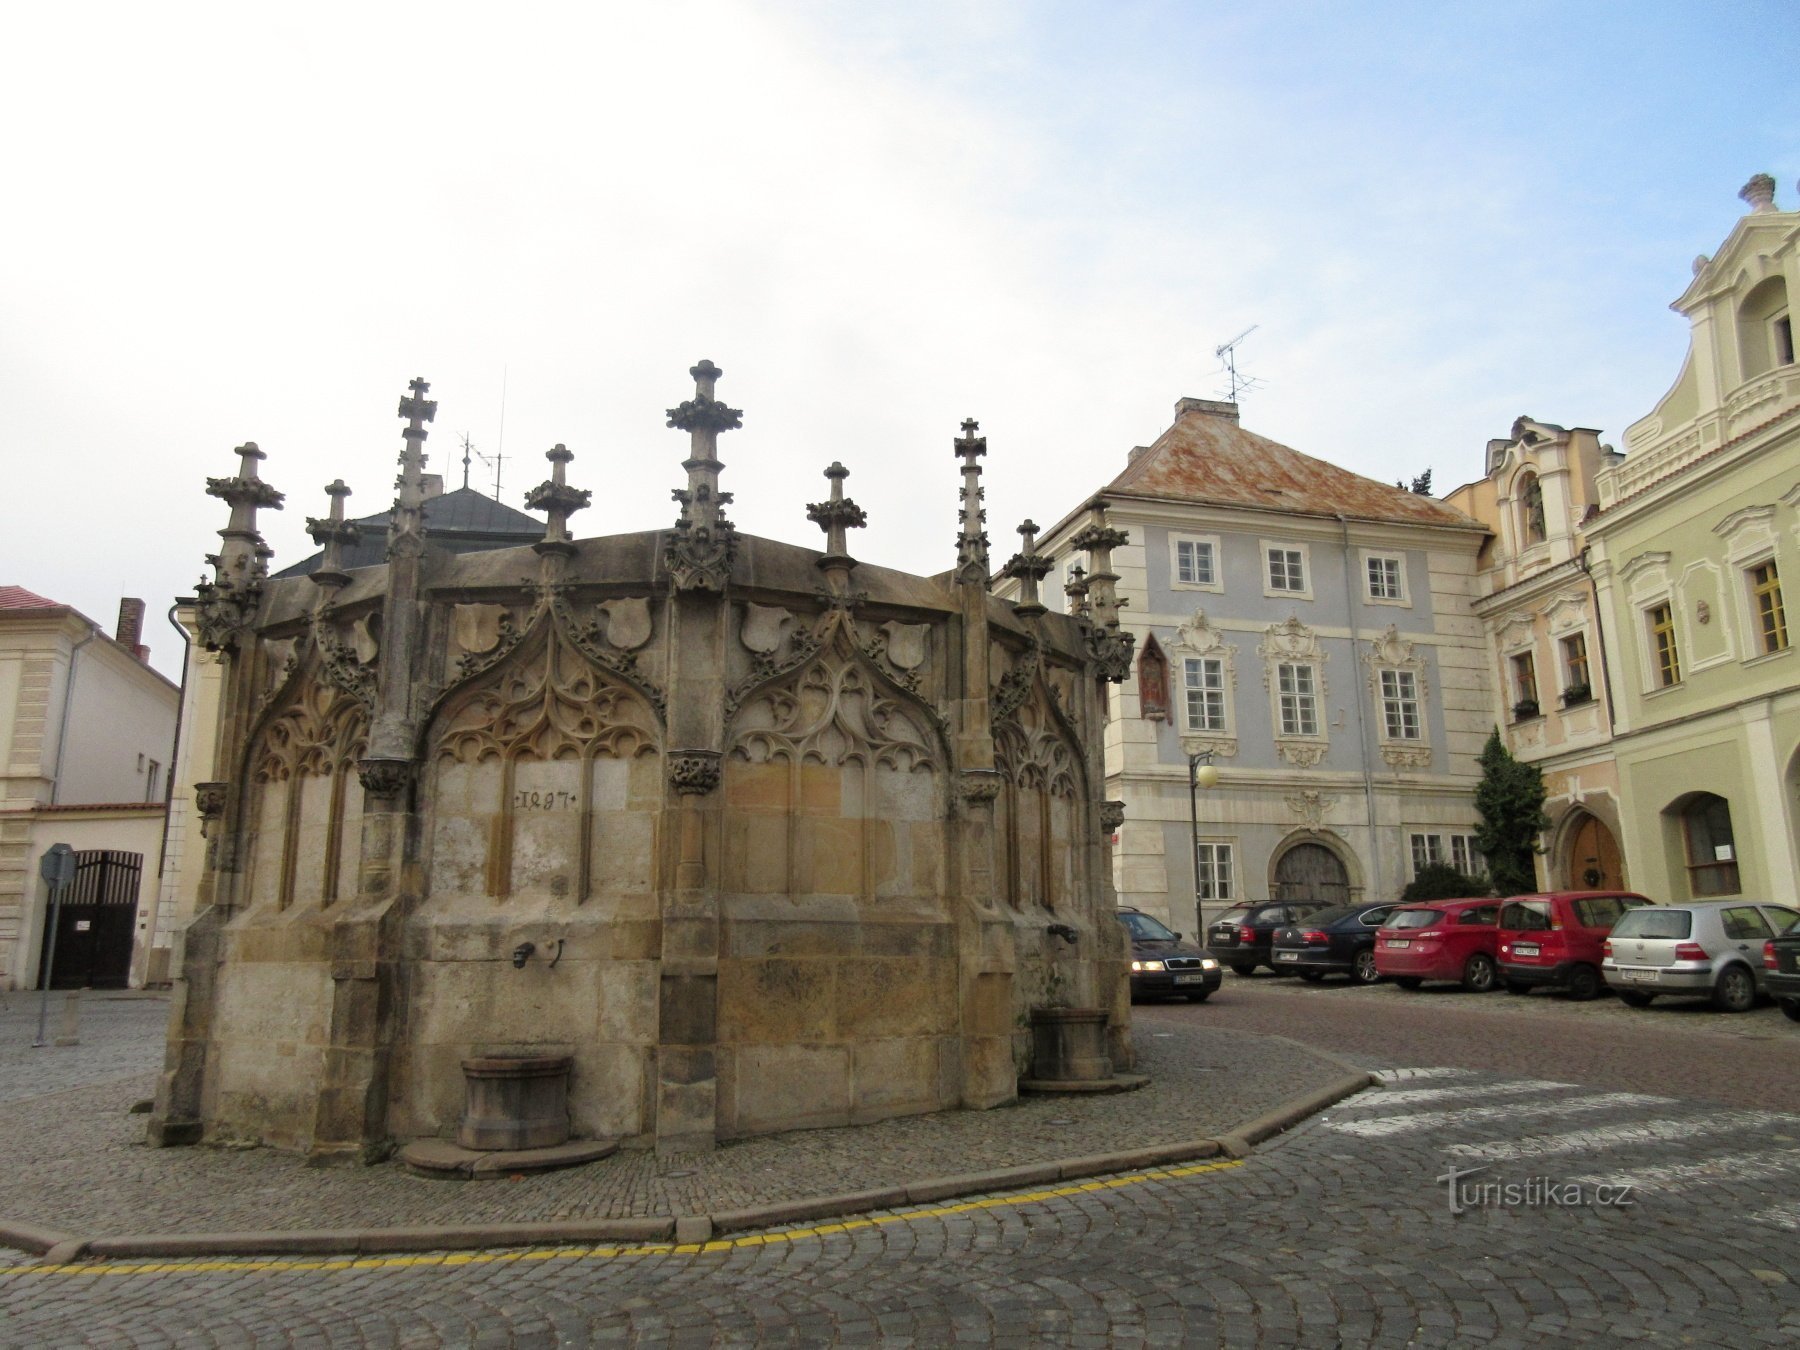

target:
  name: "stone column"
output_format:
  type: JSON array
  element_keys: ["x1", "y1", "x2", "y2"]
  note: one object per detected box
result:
[
  {"x1": 656, "y1": 361, "x2": 741, "y2": 1153},
  {"x1": 150, "y1": 442, "x2": 284, "y2": 1146}
]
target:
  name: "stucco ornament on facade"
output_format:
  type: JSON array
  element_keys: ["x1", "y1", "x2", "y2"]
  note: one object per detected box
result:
[{"x1": 1284, "y1": 789, "x2": 1339, "y2": 835}]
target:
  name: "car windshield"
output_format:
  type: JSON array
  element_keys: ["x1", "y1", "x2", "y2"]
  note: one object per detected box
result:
[
  {"x1": 1302, "y1": 905, "x2": 1360, "y2": 927},
  {"x1": 1501, "y1": 900, "x2": 1552, "y2": 931},
  {"x1": 1610, "y1": 909, "x2": 1692, "y2": 940},
  {"x1": 1384, "y1": 909, "x2": 1442, "y2": 930},
  {"x1": 1214, "y1": 905, "x2": 1255, "y2": 923},
  {"x1": 1117, "y1": 911, "x2": 1177, "y2": 941}
]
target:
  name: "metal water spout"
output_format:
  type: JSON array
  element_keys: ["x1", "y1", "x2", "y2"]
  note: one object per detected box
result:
[
  {"x1": 1047, "y1": 923, "x2": 1079, "y2": 944},
  {"x1": 511, "y1": 942, "x2": 536, "y2": 969}
]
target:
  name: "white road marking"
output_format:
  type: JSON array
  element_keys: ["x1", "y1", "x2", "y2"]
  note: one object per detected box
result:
[
  {"x1": 1340, "y1": 1079, "x2": 1572, "y2": 1111},
  {"x1": 1445, "y1": 1113, "x2": 1788, "y2": 1162},
  {"x1": 1569, "y1": 1148, "x2": 1800, "y2": 1193},
  {"x1": 1372, "y1": 1068, "x2": 1477, "y2": 1084},
  {"x1": 1324, "y1": 1093, "x2": 1665, "y2": 1138}
]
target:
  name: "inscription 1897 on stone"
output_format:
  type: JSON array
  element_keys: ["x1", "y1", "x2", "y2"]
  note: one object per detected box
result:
[{"x1": 513, "y1": 789, "x2": 579, "y2": 810}]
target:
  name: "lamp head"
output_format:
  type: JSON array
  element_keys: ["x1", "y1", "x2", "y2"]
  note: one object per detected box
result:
[{"x1": 1194, "y1": 762, "x2": 1221, "y2": 790}]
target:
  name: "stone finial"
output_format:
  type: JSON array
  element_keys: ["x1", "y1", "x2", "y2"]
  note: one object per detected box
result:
[
  {"x1": 305, "y1": 480, "x2": 360, "y2": 589},
  {"x1": 666, "y1": 360, "x2": 741, "y2": 592},
  {"x1": 806, "y1": 461, "x2": 867, "y2": 572},
  {"x1": 1064, "y1": 563, "x2": 1090, "y2": 620},
  {"x1": 1070, "y1": 500, "x2": 1134, "y2": 682},
  {"x1": 197, "y1": 441, "x2": 285, "y2": 651},
  {"x1": 1740, "y1": 174, "x2": 1777, "y2": 213},
  {"x1": 954, "y1": 419, "x2": 990, "y2": 587},
  {"x1": 525, "y1": 444, "x2": 591, "y2": 557},
  {"x1": 390, "y1": 377, "x2": 437, "y2": 561},
  {"x1": 1001, "y1": 518, "x2": 1055, "y2": 618}
]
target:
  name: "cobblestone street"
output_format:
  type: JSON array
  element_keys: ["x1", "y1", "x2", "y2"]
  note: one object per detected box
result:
[{"x1": 5, "y1": 982, "x2": 1799, "y2": 1345}]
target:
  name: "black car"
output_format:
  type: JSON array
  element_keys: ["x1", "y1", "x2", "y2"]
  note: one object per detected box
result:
[
  {"x1": 1116, "y1": 908, "x2": 1221, "y2": 1001},
  {"x1": 1768, "y1": 917, "x2": 1800, "y2": 1023},
  {"x1": 1270, "y1": 903, "x2": 1396, "y2": 983},
  {"x1": 1206, "y1": 900, "x2": 1332, "y2": 976}
]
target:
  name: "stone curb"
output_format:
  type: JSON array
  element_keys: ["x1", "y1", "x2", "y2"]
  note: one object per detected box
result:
[{"x1": 2, "y1": 1071, "x2": 1375, "y2": 1263}]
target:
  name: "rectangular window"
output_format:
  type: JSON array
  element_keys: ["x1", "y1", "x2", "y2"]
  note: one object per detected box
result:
[
  {"x1": 1380, "y1": 669, "x2": 1421, "y2": 740},
  {"x1": 1751, "y1": 561, "x2": 1788, "y2": 654},
  {"x1": 1196, "y1": 843, "x2": 1234, "y2": 901},
  {"x1": 1649, "y1": 603, "x2": 1680, "y2": 686},
  {"x1": 145, "y1": 760, "x2": 161, "y2": 803},
  {"x1": 1277, "y1": 663, "x2": 1318, "y2": 736},
  {"x1": 1267, "y1": 547, "x2": 1306, "y2": 592},
  {"x1": 1175, "y1": 539, "x2": 1216, "y2": 586},
  {"x1": 1367, "y1": 556, "x2": 1403, "y2": 600},
  {"x1": 1409, "y1": 833, "x2": 1445, "y2": 874},
  {"x1": 1450, "y1": 835, "x2": 1484, "y2": 876},
  {"x1": 1510, "y1": 651, "x2": 1539, "y2": 716},
  {"x1": 1182, "y1": 657, "x2": 1226, "y2": 731},
  {"x1": 1775, "y1": 312, "x2": 1795, "y2": 368},
  {"x1": 1560, "y1": 633, "x2": 1590, "y2": 699}
]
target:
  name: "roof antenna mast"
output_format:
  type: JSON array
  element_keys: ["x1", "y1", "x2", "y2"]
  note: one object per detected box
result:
[{"x1": 1214, "y1": 325, "x2": 1264, "y2": 403}]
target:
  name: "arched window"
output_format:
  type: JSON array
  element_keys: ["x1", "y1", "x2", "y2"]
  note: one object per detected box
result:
[
  {"x1": 1518, "y1": 473, "x2": 1546, "y2": 545},
  {"x1": 1679, "y1": 793, "x2": 1739, "y2": 896},
  {"x1": 1738, "y1": 276, "x2": 1793, "y2": 381}
]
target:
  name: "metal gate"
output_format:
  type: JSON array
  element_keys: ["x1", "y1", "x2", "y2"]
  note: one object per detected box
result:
[
  {"x1": 38, "y1": 849, "x2": 142, "y2": 990},
  {"x1": 1271, "y1": 842, "x2": 1349, "y2": 906}
]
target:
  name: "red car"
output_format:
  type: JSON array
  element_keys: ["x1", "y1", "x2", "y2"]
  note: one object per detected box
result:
[
  {"x1": 1496, "y1": 890, "x2": 1654, "y2": 1000},
  {"x1": 1374, "y1": 898, "x2": 1502, "y2": 991}
]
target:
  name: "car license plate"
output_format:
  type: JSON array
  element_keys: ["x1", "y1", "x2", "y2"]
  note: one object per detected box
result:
[
  {"x1": 1386, "y1": 939, "x2": 1410, "y2": 949},
  {"x1": 1276, "y1": 951, "x2": 1300, "y2": 962},
  {"x1": 1619, "y1": 968, "x2": 1656, "y2": 983},
  {"x1": 1173, "y1": 973, "x2": 1204, "y2": 985},
  {"x1": 1513, "y1": 943, "x2": 1540, "y2": 957}
]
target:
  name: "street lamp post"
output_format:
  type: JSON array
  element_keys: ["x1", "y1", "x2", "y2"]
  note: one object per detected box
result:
[{"x1": 1188, "y1": 750, "x2": 1220, "y2": 938}]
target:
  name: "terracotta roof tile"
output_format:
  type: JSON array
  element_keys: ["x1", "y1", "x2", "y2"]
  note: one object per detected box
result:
[
  {"x1": 1105, "y1": 400, "x2": 1480, "y2": 530},
  {"x1": 0, "y1": 585, "x2": 62, "y2": 610}
]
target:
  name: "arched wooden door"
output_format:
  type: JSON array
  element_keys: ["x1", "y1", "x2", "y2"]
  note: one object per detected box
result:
[
  {"x1": 1272, "y1": 842, "x2": 1349, "y2": 906},
  {"x1": 1565, "y1": 812, "x2": 1622, "y2": 890}
]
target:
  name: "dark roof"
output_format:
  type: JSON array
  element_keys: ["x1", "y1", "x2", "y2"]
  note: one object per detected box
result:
[
  {"x1": 1105, "y1": 399, "x2": 1480, "y2": 529},
  {"x1": 274, "y1": 487, "x2": 544, "y2": 578}
]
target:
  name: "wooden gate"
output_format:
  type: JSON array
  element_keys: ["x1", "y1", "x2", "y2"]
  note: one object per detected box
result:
[
  {"x1": 1272, "y1": 842, "x2": 1349, "y2": 906},
  {"x1": 1566, "y1": 812, "x2": 1623, "y2": 890},
  {"x1": 38, "y1": 849, "x2": 142, "y2": 990}
]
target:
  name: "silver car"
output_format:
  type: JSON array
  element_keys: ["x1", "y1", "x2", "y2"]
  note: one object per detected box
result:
[{"x1": 1602, "y1": 899, "x2": 1800, "y2": 1012}]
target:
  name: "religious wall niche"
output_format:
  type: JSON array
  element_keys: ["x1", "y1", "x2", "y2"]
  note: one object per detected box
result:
[
  {"x1": 427, "y1": 617, "x2": 662, "y2": 904},
  {"x1": 992, "y1": 652, "x2": 1084, "y2": 914},
  {"x1": 244, "y1": 674, "x2": 369, "y2": 911},
  {"x1": 724, "y1": 618, "x2": 943, "y2": 904}
]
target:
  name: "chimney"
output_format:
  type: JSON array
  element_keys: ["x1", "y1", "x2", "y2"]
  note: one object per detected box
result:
[
  {"x1": 115, "y1": 597, "x2": 150, "y2": 663},
  {"x1": 420, "y1": 473, "x2": 446, "y2": 499},
  {"x1": 1739, "y1": 174, "x2": 1777, "y2": 213},
  {"x1": 1175, "y1": 397, "x2": 1240, "y2": 422}
]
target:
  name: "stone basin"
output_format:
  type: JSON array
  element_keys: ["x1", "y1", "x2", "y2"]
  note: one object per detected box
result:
[{"x1": 457, "y1": 1053, "x2": 572, "y2": 1151}]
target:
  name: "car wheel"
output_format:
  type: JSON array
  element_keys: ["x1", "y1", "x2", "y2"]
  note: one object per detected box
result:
[
  {"x1": 1564, "y1": 964, "x2": 1602, "y2": 1002},
  {"x1": 1618, "y1": 991, "x2": 1654, "y2": 1008},
  {"x1": 1230, "y1": 963, "x2": 1257, "y2": 977},
  {"x1": 1394, "y1": 976, "x2": 1424, "y2": 991},
  {"x1": 1712, "y1": 964, "x2": 1756, "y2": 1014},
  {"x1": 1351, "y1": 949, "x2": 1379, "y2": 985},
  {"x1": 1298, "y1": 970, "x2": 1324, "y2": 983},
  {"x1": 1186, "y1": 990, "x2": 1211, "y2": 1003},
  {"x1": 1503, "y1": 979, "x2": 1531, "y2": 995},
  {"x1": 1460, "y1": 953, "x2": 1497, "y2": 994},
  {"x1": 1781, "y1": 999, "x2": 1800, "y2": 1024}
]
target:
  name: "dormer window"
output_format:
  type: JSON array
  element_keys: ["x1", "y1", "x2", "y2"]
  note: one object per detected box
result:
[
  {"x1": 1520, "y1": 474, "x2": 1547, "y2": 545},
  {"x1": 1739, "y1": 276, "x2": 1793, "y2": 379}
]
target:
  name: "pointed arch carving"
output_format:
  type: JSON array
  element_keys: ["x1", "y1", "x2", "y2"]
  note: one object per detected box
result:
[
  {"x1": 242, "y1": 658, "x2": 370, "y2": 911},
  {"x1": 993, "y1": 656, "x2": 1088, "y2": 914},
  {"x1": 425, "y1": 605, "x2": 662, "y2": 904},
  {"x1": 722, "y1": 609, "x2": 948, "y2": 905}
]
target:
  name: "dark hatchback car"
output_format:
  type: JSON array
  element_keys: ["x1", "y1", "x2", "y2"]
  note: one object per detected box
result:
[
  {"x1": 1116, "y1": 907, "x2": 1221, "y2": 1001},
  {"x1": 1270, "y1": 903, "x2": 1396, "y2": 984},
  {"x1": 1765, "y1": 919, "x2": 1800, "y2": 1023},
  {"x1": 1207, "y1": 900, "x2": 1333, "y2": 976}
]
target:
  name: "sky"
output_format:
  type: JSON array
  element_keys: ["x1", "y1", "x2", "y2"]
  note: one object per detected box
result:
[{"x1": 4, "y1": 1, "x2": 1796, "y2": 680}]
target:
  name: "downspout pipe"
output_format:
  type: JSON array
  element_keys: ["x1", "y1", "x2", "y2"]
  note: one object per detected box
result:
[
  {"x1": 155, "y1": 604, "x2": 193, "y2": 874},
  {"x1": 1336, "y1": 514, "x2": 1383, "y2": 901},
  {"x1": 49, "y1": 628, "x2": 99, "y2": 805},
  {"x1": 1575, "y1": 547, "x2": 1614, "y2": 726}
]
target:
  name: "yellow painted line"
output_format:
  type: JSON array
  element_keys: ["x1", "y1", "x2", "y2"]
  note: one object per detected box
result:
[{"x1": 0, "y1": 1158, "x2": 1243, "y2": 1282}]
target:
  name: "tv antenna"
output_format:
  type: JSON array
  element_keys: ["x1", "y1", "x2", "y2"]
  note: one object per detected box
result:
[
  {"x1": 461, "y1": 368, "x2": 509, "y2": 499},
  {"x1": 1214, "y1": 325, "x2": 1265, "y2": 403}
]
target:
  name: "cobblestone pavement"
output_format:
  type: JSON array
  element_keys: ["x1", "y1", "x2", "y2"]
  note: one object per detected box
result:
[
  {"x1": 0, "y1": 994, "x2": 1346, "y2": 1238},
  {"x1": 5, "y1": 1066, "x2": 1799, "y2": 1346}
]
